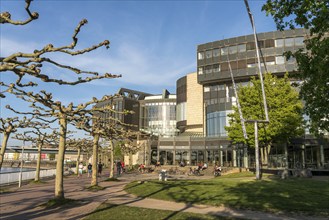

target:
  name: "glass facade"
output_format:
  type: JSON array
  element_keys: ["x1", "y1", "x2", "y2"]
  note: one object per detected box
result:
[
  {"x1": 141, "y1": 102, "x2": 177, "y2": 137},
  {"x1": 176, "y1": 102, "x2": 186, "y2": 122},
  {"x1": 206, "y1": 110, "x2": 233, "y2": 137}
]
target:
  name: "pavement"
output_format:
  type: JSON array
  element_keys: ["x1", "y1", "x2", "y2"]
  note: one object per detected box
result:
[{"x1": 0, "y1": 172, "x2": 327, "y2": 220}]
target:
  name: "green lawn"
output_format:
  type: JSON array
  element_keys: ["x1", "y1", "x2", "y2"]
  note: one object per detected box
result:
[
  {"x1": 125, "y1": 172, "x2": 329, "y2": 216},
  {"x1": 84, "y1": 203, "x2": 237, "y2": 220}
]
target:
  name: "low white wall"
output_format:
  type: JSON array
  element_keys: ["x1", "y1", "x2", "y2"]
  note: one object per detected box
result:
[{"x1": 0, "y1": 169, "x2": 57, "y2": 185}]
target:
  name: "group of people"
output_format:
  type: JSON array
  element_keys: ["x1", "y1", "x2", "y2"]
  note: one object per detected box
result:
[
  {"x1": 77, "y1": 161, "x2": 104, "y2": 178},
  {"x1": 116, "y1": 160, "x2": 125, "y2": 175}
]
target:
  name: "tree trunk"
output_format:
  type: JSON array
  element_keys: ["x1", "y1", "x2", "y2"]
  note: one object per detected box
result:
[
  {"x1": 0, "y1": 133, "x2": 10, "y2": 170},
  {"x1": 91, "y1": 133, "x2": 100, "y2": 186},
  {"x1": 260, "y1": 147, "x2": 264, "y2": 166},
  {"x1": 284, "y1": 142, "x2": 288, "y2": 168},
  {"x1": 76, "y1": 147, "x2": 81, "y2": 175},
  {"x1": 109, "y1": 140, "x2": 114, "y2": 178},
  {"x1": 129, "y1": 153, "x2": 133, "y2": 169},
  {"x1": 265, "y1": 144, "x2": 271, "y2": 167},
  {"x1": 55, "y1": 115, "x2": 67, "y2": 199},
  {"x1": 35, "y1": 141, "x2": 42, "y2": 181}
]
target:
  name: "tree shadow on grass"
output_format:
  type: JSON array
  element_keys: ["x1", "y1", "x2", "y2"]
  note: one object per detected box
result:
[{"x1": 124, "y1": 177, "x2": 329, "y2": 219}]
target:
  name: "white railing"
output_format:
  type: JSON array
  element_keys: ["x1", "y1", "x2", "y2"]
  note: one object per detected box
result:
[{"x1": 0, "y1": 169, "x2": 57, "y2": 185}]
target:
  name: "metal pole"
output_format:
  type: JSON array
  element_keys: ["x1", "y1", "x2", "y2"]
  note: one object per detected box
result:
[
  {"x1": 254, "y1": 121, "x2": 260, "y2": 180},
  {"x1": 244, "y1": 0, "x2": 269, "y2": 122},
  {"x1": 18, "y1": 145, "x2": 25, "y2": 188},
  {"x1": 227, "y1": 54, "x2": 248, "y2": 139}
]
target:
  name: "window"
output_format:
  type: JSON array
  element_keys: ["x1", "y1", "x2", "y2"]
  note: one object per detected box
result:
[
  {"x1": 204, "y1": 86, "x2": 210, "y2": 92},
  {"x1": 275, "y1": 56, "x2": 285, "y2": 64},
  {"x1": 198, "y1": 67, "x2": 203, "y2": 75},
  {"x1": 287, "y1": 56, "x2": 296, "y2": 63},
  {"x1": 221, "y1": 47, "x2": 228, "y2": 55},
  {"x1": 246, "y1": 42, "x2": 255, "y2": 50},
  {"x1": 213, "y1": 49, "x2": 220, "y2": 57},
  {"x1": 218, "y1": 84, "x2": 225, "y2": 91},
  {"x1": 285, "y1": 38, "x2": 294, "y2": 47},
  {"x1": 198, "y1": 52, "x2": 204, "y2": 60},
  {"x1": 213, "y1": 64, "x2": 220, "y2": 72},
  {"x1": 228, "y1": 45, "x2": 237, "y2": 54},
  {"x1": 247, "y1": 63, "x2": 257, "y2": 68},
  {"x1": 275, "y1": 39, "x2": 284, "y2": 47},
  {"x1": 206, "y1": 50, "x2": 212, "y2": 59},
  {"x1": 237, "y1": 44, "x2": 246, "y2": 53},
  {"x1": 265, "y1": 39, "x2": 274, "y2": 48},
  {"x1": 205, "y1": 65, "x2": 212, "y2": 74},
  {"x1": 257, "y1": 40, "x2": 264, "y2": 48},
  {"x1": 294, "y1": 37, "x2": 304, "y2": 46}
]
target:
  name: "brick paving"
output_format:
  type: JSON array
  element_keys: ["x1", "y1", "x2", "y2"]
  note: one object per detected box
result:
[{"x1": 0, "y1": 172, "x2": 327, "y2": 220}]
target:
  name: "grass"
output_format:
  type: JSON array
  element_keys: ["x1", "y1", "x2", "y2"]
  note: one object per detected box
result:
[
  {"x1": 104, "y1": 177, "x2": 120, "y2": 182},
  {"x1": 41, "y1": 198, "x2": 77, "y2": 208},
  {"x1": 125, "y1": 172, "x2": 329, "y2": 217},
  {"x1": 85, "y1": 185, "x2": 106, "y2": 191},
  {"x1": 84, "y1": 203, "x2": 237, "y2": 220},
  {"x1": 30, "y1": 180, "x2": 46, "y2": 184}
]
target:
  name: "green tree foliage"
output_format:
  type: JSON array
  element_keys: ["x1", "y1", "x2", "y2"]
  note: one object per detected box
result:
[
  {"x1": 114, "y1": 142, "x2": 124, "y2": 160},
  {"x1": 262, "y1": 0, "x2": 329, "y2": 135},
  {"x1": 225, "y1": 73, "x2": 304, "y2": 147}
]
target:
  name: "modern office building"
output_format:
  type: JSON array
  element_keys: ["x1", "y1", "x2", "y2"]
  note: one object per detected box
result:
[
  {"x1": 99, "y1": 28, "x2": 328, "y2": 170},
  {"x1": 94, "y1": 88, "x2": 152, "y2": 131}
]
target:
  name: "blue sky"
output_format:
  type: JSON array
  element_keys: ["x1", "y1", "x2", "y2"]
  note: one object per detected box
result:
[{"x1": 1, "y1": 0, "x2": 277, "y2": 145}]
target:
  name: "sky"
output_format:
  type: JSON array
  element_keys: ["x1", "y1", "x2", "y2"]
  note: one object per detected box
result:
[{"x1": 0, "y1": 0, "x2": 277, "y2": 146}]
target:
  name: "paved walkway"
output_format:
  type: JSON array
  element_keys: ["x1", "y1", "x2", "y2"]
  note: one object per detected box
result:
[{"x1": 0, "y1": 172, "x2": 326, "y2": 220}]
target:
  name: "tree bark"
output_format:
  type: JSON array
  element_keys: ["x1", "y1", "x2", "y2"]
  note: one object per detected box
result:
[
  {"x1": 264, "y1": 144, "x2": 271, "y2": 167},
  {"x1": 55, "y1": 115, "x2": 67, "y2": 199},
  {"x1": 260, "y1": 147, "x2": 265, "y2": 166},
  {"x1": 0, "y1": 133, "x2": 10, "y2": 170},
  {"x1": 109, "y1": 140, "x2": 114, "y2": 178},
  {"x1": 91, "y1": 133, "x2": 100, "y2": 186},
  {"x1": 76, "y1": 147, "x2": 81, "y2": 175},
  {"x1": 35, "y1": 141, "x2": 42, "y2": 181}
]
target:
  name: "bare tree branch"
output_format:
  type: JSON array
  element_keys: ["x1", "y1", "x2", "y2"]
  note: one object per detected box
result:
[{"x1": 0, "y1": 0, "x2": 39, "y2": 25}]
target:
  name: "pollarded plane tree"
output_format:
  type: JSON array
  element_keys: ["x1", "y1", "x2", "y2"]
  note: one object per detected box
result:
[
  {"x1": 74, "y1": 112, "x2": 118, "y2": 185},
  {"x1": 0, "y1": 116, "x2": 35, "y2": 169},
  {"x1": 95, "y1": 104, "x2": 141, "y2": 179},
  {"x1": 117, "y1": 131, "x2": 142, "y2": 172},
  {"x1": 75, "y1": 103, "x2": 138, "y2": 183},
  {"x1": 14, "y1": 125, "x2": 58, "y2": 182},
  {"x1": 103, "y1": 121, "x2": 141, "y2": 178},
  {"x1": 1, "y1": 0, "x2": 121, "y2": 201},
  {"x1": 0, "y1": 0, "x2": 120, "y2": 93},
  {"x1": 5, "y1": 83, "x2": 112, "y2": 199},
  {"x1": 66, "y1": 137, "x2": 93, "y2": 175}
]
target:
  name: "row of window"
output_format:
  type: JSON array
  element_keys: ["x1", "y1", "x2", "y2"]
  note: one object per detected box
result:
[
  {"x1": 145, "y1": 102, "x2": 176, "y2": 106},
  {"x1": 204, "y1": 83, "x2": 248, "y2": 93},
  {"x1": 198, "y1": 56, "x2": 296, "y2": 75},
  {"x1": 198, "y1": 37, "x2": 304, "y2": 60}
]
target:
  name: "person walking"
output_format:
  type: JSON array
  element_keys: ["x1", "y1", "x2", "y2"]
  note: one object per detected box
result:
[
  {"x1": 121, "y1": 160, "x2": 125, "y2": 174},
  {"x1": 98, "y1": 162, "x2": 103, "y2": 177},
  {"x1": 116, "y1": 160, "x2": 122, "y2": 176},
  {"x1": 78, "y1": 162, "x2": 84, "y2": 178},
  {"x1": 87, "y1": 163, "x2": 92, "y2": 177}
]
